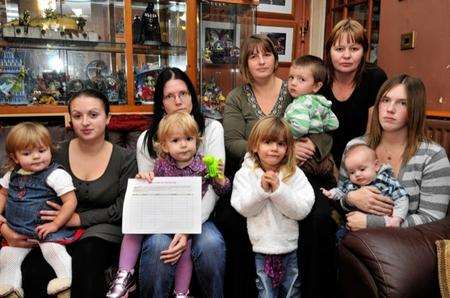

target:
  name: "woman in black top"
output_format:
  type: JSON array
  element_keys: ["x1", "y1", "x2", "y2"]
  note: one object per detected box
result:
[
  {"x1": 320, "y1": 19, "x2": 387, "y2": 167},
  {"x1": 291, "y1": 19, "x2": 387, "y2": 298}
]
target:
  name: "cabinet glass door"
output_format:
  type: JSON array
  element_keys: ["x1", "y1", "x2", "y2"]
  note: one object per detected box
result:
[
  {"x1": 0, "y1": 0, "x2": 127, "y2": 106},
  {"x1": 199, "y1": 1, "x2": 256, "y2": 119}
]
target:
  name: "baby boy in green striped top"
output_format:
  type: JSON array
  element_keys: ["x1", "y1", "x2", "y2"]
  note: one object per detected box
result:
[
  {"x1": 285, "y1": 55, "x2": 339, "y2": 177},
  {"x1": 285, "y1": 55, "x2": 339, "y2": 139}
]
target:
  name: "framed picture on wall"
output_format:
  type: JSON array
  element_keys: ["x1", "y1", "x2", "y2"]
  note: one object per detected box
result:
[
  {"x1": 256, "y1": 25, "x2": 294, "y2": 63},
  {"x1": 258, "y1": 0, "x2": 293, "y2": 16}
]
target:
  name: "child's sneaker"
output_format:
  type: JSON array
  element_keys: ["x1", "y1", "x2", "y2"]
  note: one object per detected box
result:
[
  {"x1": 174, "y1": 290, "x2": 189, "y2": 298},
  {"x1": 47, "y1": 277, "x2": 71, "y2": 296},
  {"x1": 106, "y1": 269, "x2": 136, "y2": 298}
]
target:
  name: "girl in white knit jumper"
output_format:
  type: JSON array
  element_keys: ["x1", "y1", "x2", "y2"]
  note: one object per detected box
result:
[{"x1": 231, "y1": 116, "x2": 315, "y2": 298}]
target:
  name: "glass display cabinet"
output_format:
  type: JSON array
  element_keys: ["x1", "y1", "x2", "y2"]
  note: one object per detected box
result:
[
  {"x1": 199, "y1": 0, "x2": 256, "y2": 119},
  {"x1": 0, "y1": 0, "x2": 196, "y2": 115}
]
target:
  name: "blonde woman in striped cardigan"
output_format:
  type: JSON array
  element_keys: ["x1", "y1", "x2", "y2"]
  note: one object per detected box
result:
[{"x1": 338, "y1": 74, "x2": 450, "y2": 230}]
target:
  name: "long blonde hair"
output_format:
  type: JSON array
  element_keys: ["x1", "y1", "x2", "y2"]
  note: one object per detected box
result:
[
  {"x1": 247, "y1": 116, "x2": 296, "y2": 182},
  {"x1": 155, "y1": 112, "x2": 201, "y2": 158},
  {"x1": 4, "y1": 122, "x2": 54, "y2": 171},
  {"x1": 367, "y1": 74, "x2": 428, "y2": 163}
]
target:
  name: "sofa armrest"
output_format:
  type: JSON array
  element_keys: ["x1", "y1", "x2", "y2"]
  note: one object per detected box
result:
[{"x1": 338, "y1": 217, "x2": 450, "y2": 298}]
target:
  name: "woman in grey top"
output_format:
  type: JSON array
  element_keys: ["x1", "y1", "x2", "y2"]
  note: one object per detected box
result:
[
  {"x1": 220, "y1": 34, "x2": 337, "y2": 298},
  {"x1": 340, "y1": 74, "x2": 450, "y2": 230},
  {"x1": 1, "y1": 89, "x2": 137, "y2": 297}
]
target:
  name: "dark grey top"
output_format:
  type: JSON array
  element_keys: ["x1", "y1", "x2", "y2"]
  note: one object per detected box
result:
[{"x1": 54, "y1": 141, "x2": 138, "y2": 243}]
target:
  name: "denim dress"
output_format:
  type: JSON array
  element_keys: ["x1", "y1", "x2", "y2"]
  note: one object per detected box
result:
[{"x1": 5, "y1": 163, "x2": 76, "y2": 242}]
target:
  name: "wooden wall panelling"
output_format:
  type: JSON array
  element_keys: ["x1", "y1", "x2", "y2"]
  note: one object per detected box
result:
[
  {"x1": 378, "y1": 0, "x2": 450, "y2": 114},
  {"x1": 426, "y1": 118, "x2": 450, "y2": 156}
]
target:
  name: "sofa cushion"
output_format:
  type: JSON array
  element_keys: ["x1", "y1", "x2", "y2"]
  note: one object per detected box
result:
[{"x1": 436, "y1": 240, "x2": 450, "y2": 298}]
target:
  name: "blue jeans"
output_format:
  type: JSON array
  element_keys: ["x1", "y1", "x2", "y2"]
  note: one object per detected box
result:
[
  {"x1": 139, "y1": 220, "x2": 225, "y2": 298},
  {"x1": 255, "y1": 251, "x2": 301, "y2": 298}
]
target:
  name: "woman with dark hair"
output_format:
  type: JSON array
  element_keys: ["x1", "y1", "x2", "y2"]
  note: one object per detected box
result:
[
  {"x1": 320, "y1": 19, "x2": 387, "y2": 167},
  {"x1": 136, "y1": 67, "x2": 226, "y2": 298},
  {"x1": 1, "y1": 88, "x2": 138, "y2": 297}
]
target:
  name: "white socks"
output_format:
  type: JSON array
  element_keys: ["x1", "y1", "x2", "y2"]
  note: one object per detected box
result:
[
  {"x1": 0, "y1": 242, "x2": 71, "y2": 296},
  {"x1": 40, "y1": 242, "x2": 71, "y2": 279},
  {"x1": 0, "y1": 247, "x2": 30, "y2": 290}
]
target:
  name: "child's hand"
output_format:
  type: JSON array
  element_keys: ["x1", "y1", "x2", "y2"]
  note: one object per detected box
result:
[
  {"x1": 0, "y1": 214, "x2": 6, "y2": 223},
  {"x1": 261, "y1": 175, "x2": 271, "y2": 192},
  {"x1": 36, "y1": 222, "x2": 59, "y2": 239},
  {"x1": 264, "y1": 170, "x2": 280, "y2": 192},
  {"x1": 320, "y1": 188, "x2": 333, "y2": 199},
  {"x1": 136, "y1": 171, "x2": 154, "y2": 183},
  {"x1": 218, "y1": 159, "x2": 225, "y2": 177},
  {"x1": 213, "y1": 160, "x2": 227, "y2": 186}
]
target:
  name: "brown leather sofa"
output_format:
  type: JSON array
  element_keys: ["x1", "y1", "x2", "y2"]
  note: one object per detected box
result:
[{"x1": 338, "y1": 215, "x2": 450, "y2": 298}]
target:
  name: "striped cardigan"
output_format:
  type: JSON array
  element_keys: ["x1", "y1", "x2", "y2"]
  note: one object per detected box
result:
[{"x1": 339, "y1": 137, "x2": 450, "y2": 227}]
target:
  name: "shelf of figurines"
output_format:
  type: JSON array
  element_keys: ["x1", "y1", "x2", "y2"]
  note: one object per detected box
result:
[{"x1": 0, "y1": 8, "x2": 108, "y2": 49}]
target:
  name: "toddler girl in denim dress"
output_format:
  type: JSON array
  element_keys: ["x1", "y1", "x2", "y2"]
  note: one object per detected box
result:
[
  {"x1": 107, "y1": 112, "x2": 230, "y2": 298},
  {"x1": 0, "y1": 122, "x2": 80, "y2": 298}
]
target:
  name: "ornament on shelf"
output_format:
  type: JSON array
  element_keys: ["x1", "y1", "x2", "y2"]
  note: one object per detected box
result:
[
  {"x1": 84, "y1": 60, "x2": 125, "y2": 104},
  {"x1": 33, "y1": 71, "x2": 68, "y2": 105},
  {"x1": 203, "y1": 47, "x2": 212, "y2": 64},
  {"x1": 141, "y1": 3, "x2": 161, "y2": 45},
  {"x1": 66, "y1": 79, "x2": 84, "y2": 97},
  {"x1": 211, "y1": 40, "x2": 225, "y2": 64},
  {"x1": 204, "y1": 28, "x2": 240, "y2": 64},
  {"x1": 105, "y1": 74, "x2": 125, "y2": 104},
  {"x1": 76, "y1": 16, "x2": 87, "y2": 32},
  {"x1": 132, "y1": 15, "x2": 142, "y2": 43},
  {"x1": 0, "y1": 49, "x2": 29, "y2": 105},
  {"x1": 1, "y1": 9, "x2": 99, "y2": 42},
  {"x1": 201, "y1": 76, "x2": 226, "y2": 120},
  {"x1": 135, "y1": 69, "x2": 160, "y2": 104}
]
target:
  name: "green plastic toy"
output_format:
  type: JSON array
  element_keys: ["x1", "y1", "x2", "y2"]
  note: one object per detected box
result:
[{"x1": 203, "y1": 154, "x2": 224, "y2": 179}]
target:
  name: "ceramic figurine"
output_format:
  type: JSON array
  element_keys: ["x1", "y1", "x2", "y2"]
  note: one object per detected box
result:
[
  {"x1": 76, "y1": 16, "x2": 87, "y2": 32},
  {"x1": 211, "y1": 40, "x2": 226, "y2": 64},
  {"x1": 201, "y1": 77, "x2": 226, "y2": 119},
  {"x1": 132, "y1": 15, "x2": 142, "y2": 43},
  {"x1": 141, "y1": 75, "x2": 155, "y2": 102},
  {"x1": 141, "y1": 3, "x2": 161, "y2": 45},
  {"x1": 105, "y1": 75, "x2": 120, "y2": 103},
  {"x1": 203, "y1": 47, "x2": 212, "y2": 64},
  {"x1": 0, "y1": 50, "x2": 29, "y2": 105}
]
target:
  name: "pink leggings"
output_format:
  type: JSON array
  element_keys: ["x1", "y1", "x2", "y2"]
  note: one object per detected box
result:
[{"x1": 119, "y1": 234, "x2": 192, "y2": 294}]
